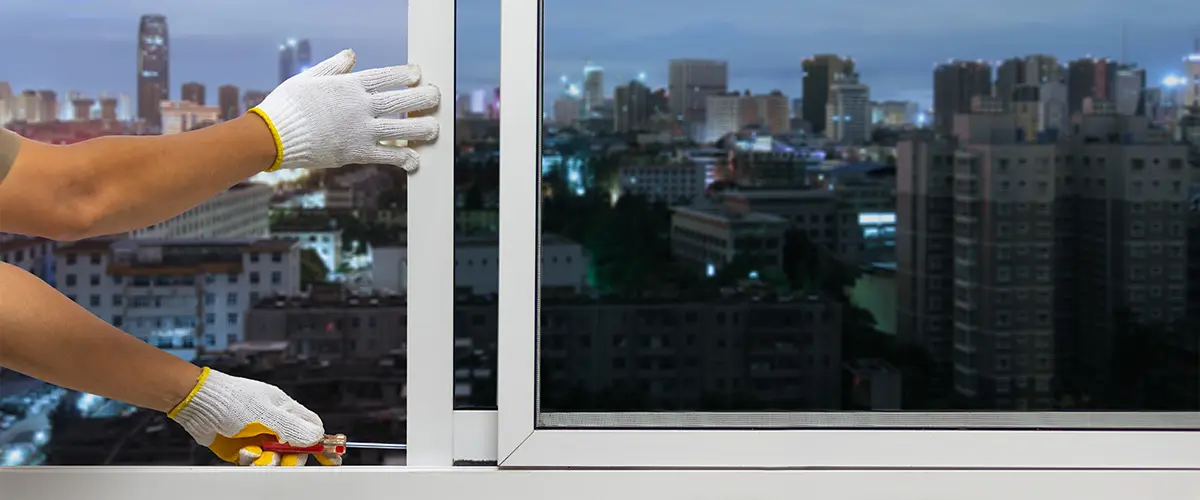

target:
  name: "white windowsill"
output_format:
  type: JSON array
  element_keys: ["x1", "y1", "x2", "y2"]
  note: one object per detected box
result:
[{"x1": 2, "y1": 468, "x2": 1198, "y2": 500}]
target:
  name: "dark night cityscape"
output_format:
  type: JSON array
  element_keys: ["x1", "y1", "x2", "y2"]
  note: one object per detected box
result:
[{"x1": 0, "y1": 2, "x2": 1199, "y2": 471}]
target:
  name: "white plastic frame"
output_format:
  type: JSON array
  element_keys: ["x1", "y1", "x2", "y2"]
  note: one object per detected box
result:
[{"x1": 494, "y1": 0, "x2": 1200, "y2": 468}]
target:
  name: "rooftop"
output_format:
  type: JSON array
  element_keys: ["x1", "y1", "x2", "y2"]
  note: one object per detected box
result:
[{"x1": 672, "y1": 204, "x2": 788, "y2": 224}]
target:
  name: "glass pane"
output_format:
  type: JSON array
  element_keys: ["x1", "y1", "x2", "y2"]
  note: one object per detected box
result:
[
  {"x1": 453, "y1": 0, "x2": 500, "y2": 410},
  {"x1": 535, "y1": 0, "x2": 1199, "y2": 426},
  {"x1": 1, "y1": 2, "x2": 411, "y2": 464}
]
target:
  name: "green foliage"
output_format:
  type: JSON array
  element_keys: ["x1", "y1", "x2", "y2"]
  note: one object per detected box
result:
[{"x1": 299, "y1": 249, "x2": 330, "y2": 287}]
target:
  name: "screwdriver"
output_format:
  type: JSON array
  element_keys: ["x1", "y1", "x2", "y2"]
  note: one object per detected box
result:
[{"x1": 260, "y1": 434, "x2": 407, "y2": 457}]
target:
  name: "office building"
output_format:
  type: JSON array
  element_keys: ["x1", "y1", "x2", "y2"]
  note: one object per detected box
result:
[
  {"x1": 670, "y1": 204, "x2": 789, "y2": 273},
  {"x1": 617, "y1": 163, "x2": 708, "y2": 204},
  {"x1": 933, "y1": 60, "x2": 992, "y2": 136},
  {"x1": 825, "y1": 73, "x2": 870, "y2": 144},
  {"x1": 802, "y1": 54, "x2": 855, "y2": 135},
  {"x1": 218, "y1": 85, "x2": 240, "y2": 121},
  {"x1": 137, "y1": 14, "x2": 169, "y2": 129},
  {"x1": 98, "y1": 98, "x2": 118, "y2": 121},
  {"x1": 668, "y1": 59, "x2": 729, "y2": 125},
  {"x1": 720, "y1": 189, "x2": 865, "y2": 263},
  {"x1": 181, "y1": 82, "x2": 205, "y2": 105},
  {"x1": 1067, "y1": 58, "x2": 1118, "y2": 116}
]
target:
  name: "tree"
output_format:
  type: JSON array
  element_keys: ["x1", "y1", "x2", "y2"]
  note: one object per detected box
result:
[{"x1": 299, "y1": 249, "x2": 330, "y2": 287}]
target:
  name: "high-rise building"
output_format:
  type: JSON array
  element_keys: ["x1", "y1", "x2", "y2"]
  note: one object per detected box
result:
[
  {"x1": 1114, "y1": 65, "x2": 1146, "y2": 116},
  {"x1": 802, "y1": 54, "x2": 856, "y2": 135},
  {"x1": 705, "y1": 91, "x2": 750, "y2": 142},
  {"x1": 115, "y1": 93, "x2": 134, "y2": 121},
  {"x1": 932, "y1": 60, "x2": 992, "y2": 136},
  {"x1": 582, "y1": 60, "x2": 604, "y2": 115},
  {"x1": 898, "y1": 108, "x2": 1190, "y2": 410},
  {"x1": 825, "y1": 74, "x2": 870, "y2": 143},
  {"x1": 754, "y1": 90, "x2": 790, "y2": 135},
  {"x1": 668, "y1": 59, "x2": 729, "y2": 125},
  {"x1": 613, "y1": 79, "x2": 655, "y2": 133},
  {"x1": 137, "y1": 14, "x2": 170, "y2": 129},
  {"x1": 1008, "y1": 82, "x2": 1069, "y2": 138},
  {"x1": 99, "y1": 98, "x2": 118, "y2": 121},
  {"x1": 876, "y1": 100, "x2": 919, "y2": 126},
  {"x1": 279, "y1": 39, "x2": 298, "y2": 85},
  {"x1": 218, "y1": 85, "x2": 240, "y2": 121},
  {"x1": 1067, "y1": 58, "x2": 1118, "y2": 116},
  {"x1": 72, "y1": 98, "x2": 95, "y2": 122},
  {"x1": 243, "y1": 90, "x2": 269, "y2": 113},
  {"x1": 996, "y1": 55, "x2": 1062, "y2": 105},
  {"x1": 296, "y1": 39, "x2": 313, "y2": 73},
  {"x1": 180, "y1": 82, "x2": 206, "y2": 105},
  {"x1": 704, "y1": 90, "x2": 789, "y2": 141},
  {"x1": 1184, "y1": 52, "x2": 1200, "y2": 110},
  {"x1": 37, "y1": 90, "x2": 57, "y2": 123},
  {"x1": 553, "y1": 97, "x2": 581, "y2": 126}
]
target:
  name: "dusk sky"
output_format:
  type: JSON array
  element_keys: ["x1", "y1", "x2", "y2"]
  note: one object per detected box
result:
[{"x1": 1, "y1": 0, "x2": 1196, "y2": 109}]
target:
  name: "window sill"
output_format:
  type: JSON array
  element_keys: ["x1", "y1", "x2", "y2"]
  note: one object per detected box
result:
[{"x1": 2, "y1": 467, "x2": 1197, "y2": 500}]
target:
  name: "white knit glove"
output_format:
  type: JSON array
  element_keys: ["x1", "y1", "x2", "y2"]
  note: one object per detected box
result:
[
  {"x1": 249, "y1": 48, "x2": 440, "y2": 173},
  {"x1": 169, "y1": 367, "x2": 341, "y2": 466}
]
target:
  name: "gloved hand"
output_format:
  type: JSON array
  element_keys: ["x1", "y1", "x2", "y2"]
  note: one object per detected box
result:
[
  {"x1": 168, "y1": 367, "x2": 342, "y2": 466},
  {"x1": 249, "y1": 48, "x2": 440, "y2": 173}
]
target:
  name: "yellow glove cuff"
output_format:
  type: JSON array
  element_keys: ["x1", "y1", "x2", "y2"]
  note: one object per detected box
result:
[
  {"x1": 167, "y1": 366, "x2": 211, "y2": 418},
  {"x1": 247, "y1": 107, "x2": 285, "y2": 172}
]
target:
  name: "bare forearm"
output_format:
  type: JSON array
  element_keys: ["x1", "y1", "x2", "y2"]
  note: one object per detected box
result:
[
  {"x1": 0, "y1": 115, "x2": 277, "y2": 240},
  {"x1": 0, "y1": 262, "x2": 202, "y2": 413}
]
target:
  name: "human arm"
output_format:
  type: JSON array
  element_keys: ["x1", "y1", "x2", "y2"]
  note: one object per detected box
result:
[
  {"x1": 0, "y1": 261, "x2": 202, "y2": 412},
  {"x1": 0, "y1": 118, "x2": 276, "y2": 241},
  {"x1": 0, "y1": 49, "x2": 439, "y2": 241},
  {"x1": 0, "y1": 262, "x2": 339, "y2": 466}
]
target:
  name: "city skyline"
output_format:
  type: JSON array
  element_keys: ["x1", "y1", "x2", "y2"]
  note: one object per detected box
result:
[{"x1": 1, "y1": 0, "x2": 1196, "y2": 109}]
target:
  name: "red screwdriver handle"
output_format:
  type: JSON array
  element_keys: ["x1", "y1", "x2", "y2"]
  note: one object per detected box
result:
[
  {"x1": 261, "y1": 434, "x2": 348, "y2": 456},
  {"x1": 262, "y1": 442, "x2": 326, "y2": 454}
]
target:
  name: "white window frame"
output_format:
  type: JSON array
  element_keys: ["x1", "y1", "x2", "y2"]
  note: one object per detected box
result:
[
  {"x1": 495, "y1": 0, "x2": 1199, "y2": 469},
  {"x1": 4, "y1": 1, "x2": 1200, "y2": 497}
]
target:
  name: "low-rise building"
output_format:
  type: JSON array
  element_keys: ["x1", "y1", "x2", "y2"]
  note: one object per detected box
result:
[{"x1": 670, "y1": 204, "x2": 788, "y2": 273}]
